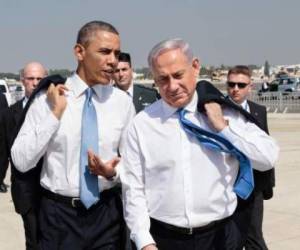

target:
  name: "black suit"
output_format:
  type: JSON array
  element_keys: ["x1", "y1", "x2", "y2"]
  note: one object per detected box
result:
[
  {"x1": 0, "y1": 92, "x2": 8, "y2": 111},
  {"x1": 0, "y1": 93, "x2": 9, "y2": 185},
  {"x1": 1, "y1": 99, "x2": 41, "y2": 250},
  {"x1": 132, "y1": 84, "x2": 159, "y2": 113},
  {"x1": 244, "y1": 100, "x2": 274, "y2": 250}
]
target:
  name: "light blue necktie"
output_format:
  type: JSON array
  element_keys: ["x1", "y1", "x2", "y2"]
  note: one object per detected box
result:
[
  {"x1": 178, "y1": 109, "x2": 254, "y2": 200},
  {"x1": 80, "y1": 88, "x2": 100, "y2": 209}
]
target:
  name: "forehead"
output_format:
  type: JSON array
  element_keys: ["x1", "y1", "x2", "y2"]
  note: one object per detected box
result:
[
  {"x1": 153, "y1": 49, "x2": 189, "y2": 74},
  {"x1": 228, "y1": 73, "x2": 251, "y2": 83},
  {"x1": 23, "y1": 66, "x2": 45, "y2": 76},
  {"x1": 87, "y1": 30, "x2": 120, "y2": 49},
  {"x1": 117, "y1": 61, "x2": 130, "y2": 69}
]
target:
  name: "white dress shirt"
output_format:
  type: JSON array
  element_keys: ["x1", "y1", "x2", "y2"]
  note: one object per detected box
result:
[
  {"x1": 126, "y1": 83, "x2": 134, "y2": 98},
  {"x1": 120, "y1": 92, "x2": 279, "y2": 249},
  {"x1": 239, "y1": 99, "x2": 249, "y2": 112},
  {"x1": 11, "y1": 73, "x2": 135, "y2": 197}
]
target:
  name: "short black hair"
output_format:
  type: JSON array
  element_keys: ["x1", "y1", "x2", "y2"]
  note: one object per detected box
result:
[
  {"x1": 118, "y1": 52, "x2": 131, "y2": 67},
  {"x1": 77, "y1": 20, "x2": 119, "y2": 47},
  {"x1": 228, "y1": 65, "x2": 252, "y2": 78}
]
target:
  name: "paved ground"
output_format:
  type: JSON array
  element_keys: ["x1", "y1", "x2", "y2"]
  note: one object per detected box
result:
[{"x1": 0, "y1": 113, "x2": 299, "y2": 249}]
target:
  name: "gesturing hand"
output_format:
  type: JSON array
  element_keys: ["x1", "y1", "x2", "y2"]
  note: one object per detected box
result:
[{"x1": 88, "y1": 150, "x2": 120, "y2": 179}]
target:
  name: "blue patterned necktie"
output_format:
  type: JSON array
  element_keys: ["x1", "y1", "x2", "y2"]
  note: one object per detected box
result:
[
  {"x1": 178, "y1": 109, "x2": 254, "y2": 200},
  {"x1": 80, "y1": 88, "x2": 100, "y2": 209}
]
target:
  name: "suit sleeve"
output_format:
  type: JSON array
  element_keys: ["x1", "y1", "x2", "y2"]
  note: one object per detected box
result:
[{"x1": 0, "y1": 111, "x2": 9, "y2": 174}]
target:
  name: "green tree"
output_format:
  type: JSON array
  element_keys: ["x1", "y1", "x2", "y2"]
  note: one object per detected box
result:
[
  {"x1": 264, "y1": 60, "x2": 270, "y2": 77},
  {"x1": 49, "y1": 69, "x2": 73, "y2": 78}
]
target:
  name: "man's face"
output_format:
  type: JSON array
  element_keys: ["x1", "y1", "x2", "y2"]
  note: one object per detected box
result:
[
  {"x1": 22, "y1": 65, "x2": 46, "y2": 97},
  {"x1": 75, "y1": 30, "x2": 120, "y2": 85},
  {"x1": 113, "y1": 61, "x2": 133, "y2": 91},
  {"x1": 227, "y1": 73, "x2": 252, "y2": 104},
  {"x1": 152, "y1": 48, "x2": 200, "y2": 108}
]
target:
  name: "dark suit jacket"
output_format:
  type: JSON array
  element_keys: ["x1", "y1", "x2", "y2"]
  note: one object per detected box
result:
[
  {"x1": 0, "y1": 92, "x2": 8, "y2": 111},
  {"x1": 133, "y1": 84, "x2": 159, "y2": 113},
  {"x1": 1, "y1": 99, "x2": 42, "y2": 214},
  {"x1": 0, "y1": 93, "x2": 9, "y2": 181},
  {"x1": 248, "y1": 100, "x2": 275, "y2": 199}
]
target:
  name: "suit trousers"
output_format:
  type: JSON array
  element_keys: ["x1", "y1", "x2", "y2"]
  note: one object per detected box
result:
[
  {"x1": 244, "y1": 191, "x2": 268, "y2": 250},
  {"x1": 0, "y1": 162, "x2": 9, "y2": 183},
  {"x1": 39, "y1": 188, "x2": 126, "y2": 250},
  {"x1": 21, "y1": 207, "x2": 40, "y2": 250},
  {"x1": 149, "y1": 216, "x2": 245, "y2": 250}
]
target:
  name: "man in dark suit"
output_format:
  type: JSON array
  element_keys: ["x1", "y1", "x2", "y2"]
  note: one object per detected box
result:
[
  {"x1": 113, "y1": 52, "x2": 159, "y2": 113},
  {"x1": 0, "y1": 92, "x2": 9, "y2": 192},
  {"x1": 227, "y1": 65, "x2": 275, "y2": 250},
  {"x1": 0, "y1": 62, "x2": 47, "y2": 250}
]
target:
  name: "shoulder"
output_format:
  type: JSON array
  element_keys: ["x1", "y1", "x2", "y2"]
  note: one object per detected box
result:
[
  {"x1": 111, "y1": 85, "x2": 132, "y2": 103},
  {"x1": 133, "y1": 99, "x2": 162, "y2": 123},
  {"x1": 134, "y1": 84, "x2": 158, "y2": 95},
  {"x1": 248, "y1": 100, "x2": 266, "y2": 112}
]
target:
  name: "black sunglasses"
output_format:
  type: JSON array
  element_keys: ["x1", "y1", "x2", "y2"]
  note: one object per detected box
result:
[{"x1": 227, "y1": 81, "x2": 249, "y2": 89}]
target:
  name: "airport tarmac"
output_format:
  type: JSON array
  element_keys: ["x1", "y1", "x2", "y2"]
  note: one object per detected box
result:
[{"x1": 0, "y1": 113, "x2": 299, "y2": 250}]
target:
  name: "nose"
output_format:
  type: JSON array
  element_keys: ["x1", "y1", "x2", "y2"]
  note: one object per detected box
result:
[
  {"x1": 32, "y1": 79, "x2": 39, "y2": 87},
  {"x1": 108, "y1": 52, "x2": 118, "y2": 66},
  {"x1": 168, "y1": 77, "x2": 179, "y2": 92},
  {"x1": 233, "y1": 84, "x2": 239, "y2": 90},
  {"x1": 119, "y1": 70, "x2": 125, "y2": 78}
]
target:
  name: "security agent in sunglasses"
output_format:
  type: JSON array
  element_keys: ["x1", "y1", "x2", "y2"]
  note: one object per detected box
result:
[{"x1": 226, "y1": 65, "x2": 275, "y2": 250}]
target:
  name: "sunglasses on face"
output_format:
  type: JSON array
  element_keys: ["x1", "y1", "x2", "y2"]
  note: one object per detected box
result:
[{"x1": 227, "y1": 81, "x2": 249, "y2": 89}]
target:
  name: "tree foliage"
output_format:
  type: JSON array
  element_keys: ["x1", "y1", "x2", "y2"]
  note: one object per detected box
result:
[
  {"x1": 49, "y1": 69, "x2": 73, "y2": 78},
  {"x1": 264, "y1": 60, "x2": 270, "y2": 77},
  {"x1": 0, "y1": 73, "x2": 19, "y2": 80}
]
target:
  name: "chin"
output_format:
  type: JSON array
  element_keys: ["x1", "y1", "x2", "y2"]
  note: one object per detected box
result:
[{"x1": 168, "y1": 98, "x2": 190, "y2": 108}]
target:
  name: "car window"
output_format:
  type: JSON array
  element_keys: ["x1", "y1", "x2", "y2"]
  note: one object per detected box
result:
[{"x1": 288, "y1": 78, "x2": 296, "y2": 84}]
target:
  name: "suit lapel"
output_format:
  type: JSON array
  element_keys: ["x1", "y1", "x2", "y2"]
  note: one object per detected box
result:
[{"x1": 248, "y1": 101, "x2": 260, "y2": 119}]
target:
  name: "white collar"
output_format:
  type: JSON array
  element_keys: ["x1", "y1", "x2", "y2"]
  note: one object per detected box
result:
[
  {"x1": 66, "y1": 73, "x2": 112, "y2": 100},
  {"x1": 162, "y1": 91, "x2": 198, "y2": 118},
  {"x1": 127, "y1": 83, "x2": 134, "y2": 97}
]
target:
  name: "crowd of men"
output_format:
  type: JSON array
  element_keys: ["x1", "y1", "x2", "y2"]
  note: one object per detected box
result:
[{"x1": 0, "y1": 20, "x2": 278, "y2": 250}]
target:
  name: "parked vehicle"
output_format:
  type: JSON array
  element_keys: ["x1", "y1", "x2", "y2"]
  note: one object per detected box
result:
[
  {"x1": 277, "y1": 77, "x2": 300, "y2": 92},
  {"x1": 0, "y1": 79, "x2": 12, "y2": 105}
]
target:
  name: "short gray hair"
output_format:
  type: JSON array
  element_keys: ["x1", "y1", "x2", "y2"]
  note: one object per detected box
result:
[{"x1": 147, "y1": 38, "x2": 193, "y2": 72}]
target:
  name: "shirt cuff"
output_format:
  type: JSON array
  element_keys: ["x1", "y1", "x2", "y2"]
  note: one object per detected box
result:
[{"x1": 133, "y1": 230, "x2": 156, "y2": 250}]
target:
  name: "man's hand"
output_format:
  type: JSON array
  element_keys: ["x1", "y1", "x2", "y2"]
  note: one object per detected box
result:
[
  {"x1": 142, "y1": 244, "x2": 158, "y2": 250},
  {"x1": 88, "y1": 150, "x2": 120, "y2": 179},
  {"x1": 47, "y1": 83, "x2": 68, "y2": 120},
  {"x1": 204, "y1": 102, "x2": 228, "y2": 132}
]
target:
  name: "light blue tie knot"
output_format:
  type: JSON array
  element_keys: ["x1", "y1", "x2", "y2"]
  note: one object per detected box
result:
[
  {"x1": 85, "y1": 88, "x2": 93, "y2": 105},
  {"x1": 79, "y1": 87, "x2": 100, "y2": 209}
]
